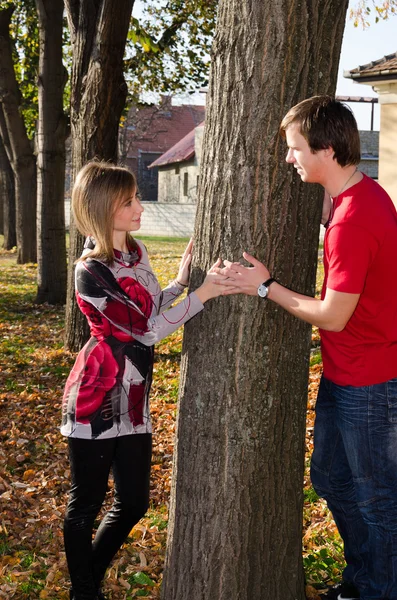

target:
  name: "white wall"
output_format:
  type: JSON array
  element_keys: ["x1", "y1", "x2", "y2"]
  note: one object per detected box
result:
[
  {"x1": 65, "y1": 201, "x2": 195, "y2": 237},
  {"x1": 157, "y1": 162, "x2": 199, "y2": 204},
  {"x1": 139, "y1": 202, "x2": 196, "y2": 237}
]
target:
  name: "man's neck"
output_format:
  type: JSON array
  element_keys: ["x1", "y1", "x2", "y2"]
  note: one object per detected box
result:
[{"x1": 324, "y1": 166, "x2": 362, "y2": 199}]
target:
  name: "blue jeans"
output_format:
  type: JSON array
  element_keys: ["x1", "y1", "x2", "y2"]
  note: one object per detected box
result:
[{"x1": 311, "y1": 376, "x2": 397, "y2": 600}]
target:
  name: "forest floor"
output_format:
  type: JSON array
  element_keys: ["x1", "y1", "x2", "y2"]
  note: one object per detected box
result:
[{"x1": 0, "y1": 238, "x2": 344, "y2": 599}]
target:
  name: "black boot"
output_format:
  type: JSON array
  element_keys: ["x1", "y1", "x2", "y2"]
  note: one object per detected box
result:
[{"x1": 69, "y1": 590, "x2": 101, "y2": 600}]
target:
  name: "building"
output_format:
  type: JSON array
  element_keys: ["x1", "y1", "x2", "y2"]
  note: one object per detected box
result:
[
  {"x1": 120, "y1": 96, "x2": 205, "y2": 202},
  {"x1": 148, "y1": 122, "x2": 204, "y2": 203},
  {"x1": 344, "y1": 52, "x2": 397, "y2": 203}
]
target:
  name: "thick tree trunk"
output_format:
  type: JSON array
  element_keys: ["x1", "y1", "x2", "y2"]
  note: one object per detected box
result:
[
  {"x1": 0, "y1": 6, "x2": 36, "y2": 264},
  {"x1": 63, "y1": 0, "x2": 134, "y2": 351},
  {"x1": 0, "y1": 130, "x2": 16, "y2": 249},
  {"x1": 35, "y1": 0, "x2": 68, "y2": 304},
  {"x1": 162, "y1": 1, "x2": 349, "y2": 599}
]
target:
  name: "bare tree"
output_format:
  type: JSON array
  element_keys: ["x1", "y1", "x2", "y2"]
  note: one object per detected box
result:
[{"x1": 162, "y1": 1, "x2": 349, "y2": 598}]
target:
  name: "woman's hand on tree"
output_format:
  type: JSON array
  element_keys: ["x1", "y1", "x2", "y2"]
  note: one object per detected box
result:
[{"x1": 176, "y1": 238, "x2": 193, "y2": 286}]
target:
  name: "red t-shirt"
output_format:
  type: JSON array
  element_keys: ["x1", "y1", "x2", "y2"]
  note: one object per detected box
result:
[{"x1": 320, "y1": 174, "x2": 397, "y2": 386}]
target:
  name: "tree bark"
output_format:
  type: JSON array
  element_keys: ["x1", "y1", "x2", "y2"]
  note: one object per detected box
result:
[
  {"x1": 63, "y1": 0, "x2": 135, "y2": 351},
  {"x1": 162, "y1": 1, "x2": 349, "y2": 599},
  {"x1": 34, "y1": 0, "x2": 68, "y2": 304},
  {"x1": 0, "y1": 5, "x2": 36, "y2": 264},
  {"x1": 0, "y1": 127, "x2": 16, "y2": 249}
]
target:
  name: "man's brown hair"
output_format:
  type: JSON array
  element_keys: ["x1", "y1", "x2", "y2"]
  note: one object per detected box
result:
[{"x1": 280, "y1": 95, "x2": 361, "y2": 167}]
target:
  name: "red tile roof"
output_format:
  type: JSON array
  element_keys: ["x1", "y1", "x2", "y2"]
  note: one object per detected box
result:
[
  {"x1": 148, "y1": 122, "x2": 204, "y2": 168},
  {"x1": 125, "y1": 102, "x2": 205, "y2": 159},
  {"x1": 344, "y1": 52, "x2": 397, "y2": 81}
]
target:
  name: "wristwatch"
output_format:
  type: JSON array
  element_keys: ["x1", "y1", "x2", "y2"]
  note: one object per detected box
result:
[{"x1": 257, "y1": 278, "x2": 276, "y2": 298}]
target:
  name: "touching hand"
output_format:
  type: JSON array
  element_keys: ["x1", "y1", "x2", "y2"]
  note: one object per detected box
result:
[
  {"x1": 176, "y1": 238, "x2": 193, "y2": 286},
  {"x1": 216, "y1": 252, "x2": 271, "y2": 296},
  {"x1": 194, "y1": 258, "x2": 239, "y2": 303}
]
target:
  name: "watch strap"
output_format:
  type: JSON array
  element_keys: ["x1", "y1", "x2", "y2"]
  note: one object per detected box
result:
[{"x1": 263, "y1": 277, "x2": 276, "y2": 288}]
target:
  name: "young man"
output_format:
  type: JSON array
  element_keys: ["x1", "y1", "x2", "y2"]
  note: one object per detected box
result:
[{"x1": 221, "y1": 96, "x2": 397, "y2": 600}]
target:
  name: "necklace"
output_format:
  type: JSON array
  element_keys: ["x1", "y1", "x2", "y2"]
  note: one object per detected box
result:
[
  {"x1": 326, "y1": 168, "x2": 358, "y2": 228},
  {"x1": 331, "y1": 167, "x2": 358, "y2": 201}
]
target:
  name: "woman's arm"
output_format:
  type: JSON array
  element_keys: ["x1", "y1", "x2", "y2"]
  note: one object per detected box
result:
[{"x1": 76, "y1": 258, "x2": 233, "y2": 346}]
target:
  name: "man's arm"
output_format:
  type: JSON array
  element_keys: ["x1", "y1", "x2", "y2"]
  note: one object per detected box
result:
[
  {"x1": 267, "y1": 283, "x2": 359, "y2": 331},
  {"x1": 221, "y1": 252, "x2": 359, "y2": 332}
]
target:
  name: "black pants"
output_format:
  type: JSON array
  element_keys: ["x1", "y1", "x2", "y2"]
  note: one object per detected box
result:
[{"x1": 63, "y1": 434, "x2": 152, "y2": 600}]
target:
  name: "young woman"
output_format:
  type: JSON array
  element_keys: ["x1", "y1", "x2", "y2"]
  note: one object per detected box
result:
[{"x1": 61, "y1": 161, "x2": 231, "y2": 600}]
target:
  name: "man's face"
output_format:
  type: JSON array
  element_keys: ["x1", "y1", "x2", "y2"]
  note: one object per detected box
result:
[{"x1": 285, "y1": 123, "x2": 328, "y2": 184}]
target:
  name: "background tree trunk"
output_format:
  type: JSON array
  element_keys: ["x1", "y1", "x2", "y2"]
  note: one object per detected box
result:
[
  {"x1": 0, "y1": 5, "x2": 36, "y2": 264},
  {"x1": 162, "y1": 1, "x2": 349, "y2": 599},
  {"x1": 0, "y1": 166, "x2": 3, "y2": 234},
  {"x1": 63, "y1": 0, "x2": 135, "y2": 351},
  {"x1": 0, "y1": 129, "x2": 16, "y2": 249},
  {"x1": 35, "y1": 0, "x2": 68, "y2": 304}
]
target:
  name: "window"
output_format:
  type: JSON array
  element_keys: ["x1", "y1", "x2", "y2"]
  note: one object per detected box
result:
[
  {"x1": 183, "y1": 172, "x2": 188, "y2": 196},
  {"x1": 137, "y1": 151, "x2": 162, "y2": 201}
]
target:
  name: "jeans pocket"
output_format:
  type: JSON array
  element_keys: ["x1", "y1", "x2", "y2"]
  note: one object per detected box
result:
[{"x1": 386, "y1": 379, "x2": 397, "y2": 423}]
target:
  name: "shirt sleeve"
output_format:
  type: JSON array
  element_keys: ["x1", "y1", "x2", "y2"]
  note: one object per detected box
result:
[
  {"x1": 325, "y1": 223, "x2": 379, "y2": 294},
  {"x1": 75, "y1": 261, "x2": 204, "y2": 347},
  {"x1": 157, "y1": 280, "x2": 186, "y2": 313}
]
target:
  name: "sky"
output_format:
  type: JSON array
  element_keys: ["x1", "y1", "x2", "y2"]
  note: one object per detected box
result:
[
  {"x1": 336, "y1": 2, "x2": 397, "y2": 130},
  {"x1": 133, "y1": 1, "x2": 397, "y2": 131}
]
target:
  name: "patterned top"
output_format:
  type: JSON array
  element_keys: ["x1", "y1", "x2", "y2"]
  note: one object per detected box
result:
[{"x1": 61, "y1": 239, "x2": 203, "y2": 439}]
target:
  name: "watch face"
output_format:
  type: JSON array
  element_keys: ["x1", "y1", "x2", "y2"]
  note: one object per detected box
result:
[{"x1": 257, "y1": 284, "x2": 268, "y2": 298}]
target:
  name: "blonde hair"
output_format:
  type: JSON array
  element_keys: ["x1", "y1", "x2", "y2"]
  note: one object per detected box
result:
[{"x1": 72, "y1": 161, "x2": 138, "y2": 263}]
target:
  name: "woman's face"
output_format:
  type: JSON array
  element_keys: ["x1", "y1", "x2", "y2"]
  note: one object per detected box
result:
[{"x1": 113, "y1": 189, "x2": 144, "y2": 233}]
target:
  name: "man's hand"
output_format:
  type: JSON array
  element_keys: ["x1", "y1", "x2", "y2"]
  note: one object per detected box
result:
[{"x1": 218, "y1": 252, "x2": 271, "y2": 296}]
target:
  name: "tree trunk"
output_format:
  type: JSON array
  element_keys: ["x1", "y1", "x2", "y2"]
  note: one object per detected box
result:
[
  {"x1": 0, "y1": 5, "x2": 36, "y2": 264},
  {"x1": 34, "y1": 0, "x2": 68, "y2": 304},
  {"x1": 63, "y1": 0, "x2": 134, "y2": 351},
  {"x1": 0, "y1": 165, "x2": 2, "y2": 234},
  {"x1": 0, "y1": 129, "x2": 16, "y2": 249},
  {"x1": 162, "y1": 1, "x2": 349, "y2": 599}
]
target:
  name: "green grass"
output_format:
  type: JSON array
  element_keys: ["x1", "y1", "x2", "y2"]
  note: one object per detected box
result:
[
  {"x1": 0, "y1": 534, "x2": 11, "y2": 556},
  {"x1": 310, "y1": 349, "x2": 322, "y2": 367},
  {"x1": 304, "y1": 544, "x2": 344, "y2": 584},
  {"x1": 304, "y1": 487, "x2": 320, "y2": 504},
  {"x1": 136, "y1": 235, "x2": 190, "y2": 244},
  {"x1": 147, "y1": 506, "x2": 168, "y2": 531}
]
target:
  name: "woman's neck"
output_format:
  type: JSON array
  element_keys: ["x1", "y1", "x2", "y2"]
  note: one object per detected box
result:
[{"x1": 113, "y1": 232, "x2": 129, "y2": 253}]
